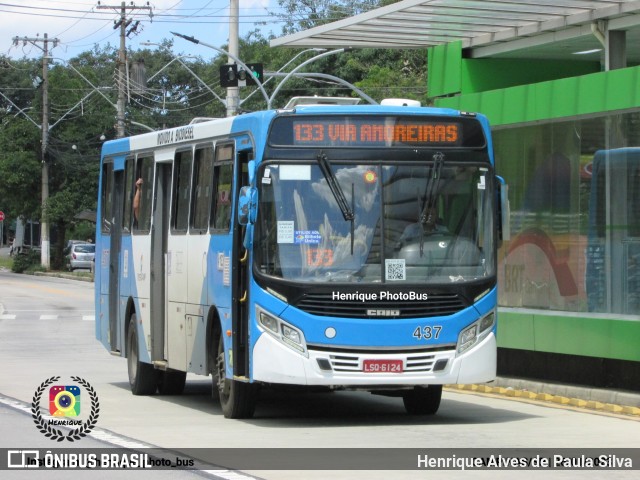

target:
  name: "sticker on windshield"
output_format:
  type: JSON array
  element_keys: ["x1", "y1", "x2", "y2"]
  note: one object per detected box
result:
[
  {"x1": 295, "y1": 230, "x2": 322, "y2": 244},
  {"x1": 477, "y1": 175, "x2": 486, "y2": 190},
  {"x1": 385, "y1": 259, "x2": 406, "y2": 281},
  {"x1": 277, "y1": 221, "x2": 294, "y2": 243},
  {"x1": 280, "y1": 165, "x2": 311, "y2": 180},
  {"x1": 306, "y1": 248, "x2": 334, "y2": 267}
]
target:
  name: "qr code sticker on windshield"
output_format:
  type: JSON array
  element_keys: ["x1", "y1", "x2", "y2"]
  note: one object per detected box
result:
[{"x1": 385, "y1": 259, "x2": 406, "y2": 281}]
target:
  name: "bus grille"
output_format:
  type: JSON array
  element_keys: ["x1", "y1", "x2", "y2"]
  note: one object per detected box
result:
[
  {"x1": 329, "y1": 352, "x2": 437, "y2": 373},
  {"x1": 294, "y1": 293, "x2": 466, "y2": 319}
]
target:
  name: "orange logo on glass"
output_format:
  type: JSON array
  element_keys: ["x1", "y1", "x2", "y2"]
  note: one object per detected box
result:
[
  {"x1": 364, "y1": 171, "x2": 377, "y2": 183},
  {"x1": 306, "y1": 249, "x2": 334, "y2": 267}
]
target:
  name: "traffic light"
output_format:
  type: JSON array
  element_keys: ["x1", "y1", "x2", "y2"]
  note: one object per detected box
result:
[
  {"x1": 219, "y1": 64, "x2": 237, "y2": 87},
  {"x1": 243, "y1": 63, "x2": 263, "y2": 86},
  {"x1": 219, "y1": 63, "x2": 263, "y2": 87}
]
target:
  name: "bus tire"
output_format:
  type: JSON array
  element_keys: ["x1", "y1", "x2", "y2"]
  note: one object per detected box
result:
[
  {"x1": 157, "y1": 370, "x2": 187, "y2": 395},
  {"x1": 127, "y1": 314, "x2": 158, "y2": 395},
  {"x1": 402, "y1": 385, "x2": 442, "y2": 415},
  {"x1": 215, "y1": 336, "x2": 257, "y2": 419}
]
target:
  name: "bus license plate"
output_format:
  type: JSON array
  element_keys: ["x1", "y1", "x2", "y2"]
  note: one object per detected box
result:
[{"x1": 363, "y1": 359, "x2": 403, "y2": 373}]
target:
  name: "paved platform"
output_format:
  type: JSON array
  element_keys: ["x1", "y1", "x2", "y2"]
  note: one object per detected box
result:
[{"x1": 452, "y1": 377, "x2": 640, "y2": 416}]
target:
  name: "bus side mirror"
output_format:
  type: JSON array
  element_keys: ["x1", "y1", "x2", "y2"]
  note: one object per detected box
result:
[
  {"x1": 238, "y1": 186, "x2": 258, "y2": 225},
  {"x1": 496, "y1": 176, "x2": 510, "y2": 243}
]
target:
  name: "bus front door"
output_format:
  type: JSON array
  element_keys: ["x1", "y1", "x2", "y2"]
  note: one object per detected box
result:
[
  {"x1": 150, "y1": 163, "x2": 170, "y2": 363},
  {"x1": 108, "y1": 169, "x2": 124, "y2": 353}
]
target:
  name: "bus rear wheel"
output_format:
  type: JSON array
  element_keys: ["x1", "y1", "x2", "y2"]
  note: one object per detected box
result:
[
  {"x1": 402, "y1": 385, "x2": 442, "y2": 415},
  {"x1": 127, "y1": 314, "x2": 158, "y2": 395},
  {"x1": 215, "y1": 336, "x2": 257, "y2": 419}
]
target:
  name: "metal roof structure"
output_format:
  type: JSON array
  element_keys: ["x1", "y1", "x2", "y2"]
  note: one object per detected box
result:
[{"x1": 271, "y1": 0, "x2": 640, "y2": 63}]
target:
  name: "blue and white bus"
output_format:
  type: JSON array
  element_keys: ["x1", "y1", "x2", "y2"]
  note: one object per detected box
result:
[{"x1": 95, "y1": 99, "x2": 508, "y2": 418}]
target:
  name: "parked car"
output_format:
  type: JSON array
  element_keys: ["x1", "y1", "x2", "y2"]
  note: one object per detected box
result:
[
  {"x1": 63, "y1": 239, "x2": 85, "y2": 256},
  {"x1": 66, "y1": 243, "x2": 95, "y2": 271}
]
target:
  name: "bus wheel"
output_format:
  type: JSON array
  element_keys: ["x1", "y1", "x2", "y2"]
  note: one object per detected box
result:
[
  {"x1": 402, "y1": 385, "x2": 442, "y2": 415},
  {"x1": 127, "y1": 314, "x2": 158, "y2": 395},
  {"x1": 157, "y1": 370, "x2": 187, "y2": 395},
  {"x1": 215, "y1": 336, "x2": 257, "y2": 419}
]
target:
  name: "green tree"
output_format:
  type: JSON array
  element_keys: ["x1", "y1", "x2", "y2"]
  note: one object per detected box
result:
[
  {"x1": 0, "y1": 118, "x2": 41, "y2": 221},
  {"x1": 272, "y1": 0, "x2": 384, "y2": 35},
  {"x1": 262, "y1": 1, "x2": 426, "y2": 106}
]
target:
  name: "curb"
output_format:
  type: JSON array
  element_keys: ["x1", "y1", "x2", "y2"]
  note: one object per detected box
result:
[
  {"x1": 447, "y1": 383, "x2": 640, "y2": 417},
  {"x1": 33, "y1": 271, "x2": 94, "y2": 283}
]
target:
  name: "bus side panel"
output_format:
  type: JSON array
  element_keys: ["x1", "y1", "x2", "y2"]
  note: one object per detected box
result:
[
  {"x1": 167, "y1": 236, "x2": 189, "y2": 371},
  {"x1": 185, "y1": 234, "x2": 210, "y2": 375},
  {"x1": 130, "y1": 234, "x2": 153, "y2": 362},
  {"x1": 118, "y1": 233, "x2": 133, "y2": 357}
]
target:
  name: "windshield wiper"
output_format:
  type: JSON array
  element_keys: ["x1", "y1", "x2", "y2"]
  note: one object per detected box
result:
[
  {"x1": 317, "y1": 152, "x2": 355, "y2": 254},
  {"x1": 419, "y1": 152, "x2": 445, "y2": 255}
]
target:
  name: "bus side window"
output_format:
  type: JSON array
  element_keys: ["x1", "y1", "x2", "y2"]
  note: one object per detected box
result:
[
  {"x1": 101, "y1": 162, "x2": 114, "y2": 234},
  {"x1": 122, "y1": 156, "x2": 135, "y2": 233},
  {"x1": 211, "y1": 143, "x2": 234, "y2": 231},
  {"x1": 172, "y1": 149, "x2": 194, "y2": 233},
  {"x1": 191, "y1": 145, "x2": 214, "y2": 232},
  {"x1": 133, "y1": 155, "x2": 154, "y2": 233}
]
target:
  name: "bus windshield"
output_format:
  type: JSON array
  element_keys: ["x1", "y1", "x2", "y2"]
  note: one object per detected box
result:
[{"x1": 254, "y1": 156, "x2": 495, "y2": 284}]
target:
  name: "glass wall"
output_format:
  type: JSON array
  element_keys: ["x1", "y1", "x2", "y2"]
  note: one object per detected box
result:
[{"x1": 494, "y1": 111, "x2": 640, "y2": 314}]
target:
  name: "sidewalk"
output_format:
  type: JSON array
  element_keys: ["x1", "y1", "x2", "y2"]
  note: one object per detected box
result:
[
  {"x1": 455, "y1": 377, "x2": 640, "y2": 416},
  {"x1": 0, "y1": 245, "x2": 93, "y2": 282}
]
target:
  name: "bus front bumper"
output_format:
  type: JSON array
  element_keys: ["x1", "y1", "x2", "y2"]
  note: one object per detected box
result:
[{"x1": 251, "y1": 332, "x2": 496, "y2": 387}]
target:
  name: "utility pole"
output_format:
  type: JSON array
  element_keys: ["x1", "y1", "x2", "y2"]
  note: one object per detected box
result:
[
  {"x1": 97, "y1": 1, "x2": 153, "y2": 137},
  {"x1": 226, "y1": 0, "x2": 239, "y2": 117},
  {"x1": 12, "y1": 33, "x2": 58, "y2": 269}
]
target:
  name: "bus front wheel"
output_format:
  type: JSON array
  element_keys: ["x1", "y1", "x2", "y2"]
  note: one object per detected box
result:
[
  {"x1": 127, "y1": 314, "x2": 159, "y2": 395},
  {"x1": 215, "y1": 336, "x2": 257, "y2": 419},
  {"x1": 402, "y1": 385, "x2": 442, "y2": 415}
]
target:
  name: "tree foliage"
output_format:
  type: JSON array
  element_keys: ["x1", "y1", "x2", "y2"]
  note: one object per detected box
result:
[
  {"x1": 0, "y1": 0, "x2": 427, "y2": 268},
  {"x1": 272, "y1": 0, "x2": 384, "y2": 35},
  {"x1": 0, "y1": 117, "x2": 41, "y2": 219}
]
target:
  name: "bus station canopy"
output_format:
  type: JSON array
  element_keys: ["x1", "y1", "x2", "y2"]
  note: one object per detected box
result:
[{"x1": 270, "y1": 0, "x2": 640, "y2": 62}]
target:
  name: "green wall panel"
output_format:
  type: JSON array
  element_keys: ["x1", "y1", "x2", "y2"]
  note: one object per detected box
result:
[
  {"x1": 434, "y1": 65, "x2": 640, "y2": 126},
  {"x1": 461, "y1": 58, "x2": 598, "y2": 94},
  {"x1": 497, "y1": 310, "x2": 640, "y2": 362},
  {"x1": 429, "y1": 48, "x2": 640, "y2": 364},
  {"x1": 427, "y1": 42, "x2": 462, "y2": 98},
  {"x1": 497, "y1": 311, "x2": 535, "y2": 350}
]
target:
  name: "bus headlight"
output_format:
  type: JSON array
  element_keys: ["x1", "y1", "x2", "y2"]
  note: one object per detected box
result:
[
  {"x1": 281, "y1": 324, "x2": 305, "y2": 353},
  {"x1": 457, "y1": 324, "x2": 478, "y2": 354},
  {"x1": 259, "y1": 311, "x2": 278, "y2": 333},
  {"x1": 479, "y1": 311, "x2": 495, "y2": 333},
  {"x1": 457, "y1": 311, "x2": 495, "y2": 354},
  {"x1": 256, "y1": 307, "x2": 308, "y2": 357}
]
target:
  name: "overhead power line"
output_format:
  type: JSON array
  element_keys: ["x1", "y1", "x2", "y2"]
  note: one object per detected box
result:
[{"x1": 0, "y1": 2, "x2": 285, "y2": 21}]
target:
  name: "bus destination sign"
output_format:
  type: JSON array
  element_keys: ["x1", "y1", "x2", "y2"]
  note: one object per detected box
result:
[
  {"x1": 293, "y1": 119, "x2": 459, "y2": 147},
  {"x1": 269, "y1": 116, "x2": 486, "y2": 148}
]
